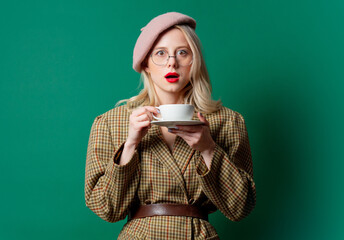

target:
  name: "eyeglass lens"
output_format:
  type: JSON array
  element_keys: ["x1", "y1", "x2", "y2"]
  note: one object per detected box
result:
[{"x1": 151, "y1": 49, "x2": 193, "y2": 66}]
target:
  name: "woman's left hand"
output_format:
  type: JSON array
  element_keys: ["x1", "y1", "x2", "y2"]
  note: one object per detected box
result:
[{"x1": 168, "y1": 112, "x2": 216, "y2": 154}]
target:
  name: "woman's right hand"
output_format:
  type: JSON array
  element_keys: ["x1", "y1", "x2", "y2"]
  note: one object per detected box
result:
[{"x1": 125, "y1": 106, "x2": 159, "y2": 148}]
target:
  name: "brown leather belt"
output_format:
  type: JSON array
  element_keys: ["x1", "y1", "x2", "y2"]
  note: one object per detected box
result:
[{"x1": 128, "y1": 204, "x2": 208, "y2": 222}]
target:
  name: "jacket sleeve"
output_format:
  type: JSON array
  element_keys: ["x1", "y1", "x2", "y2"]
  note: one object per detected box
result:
[
  {"x1": 195, "y1": 111, "x2": 256, "y2": 221},
  {"x1": 84, "y1": 114, "x2": 140, "y2": 222}
]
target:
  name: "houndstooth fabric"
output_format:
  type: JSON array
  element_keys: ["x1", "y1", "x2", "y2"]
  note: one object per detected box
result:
[{"x1": 85, "y1": 104, "x2": 256, "y2": 239}]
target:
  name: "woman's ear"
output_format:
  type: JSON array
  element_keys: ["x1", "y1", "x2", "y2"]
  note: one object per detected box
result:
[
  {"x1": 143, "y1": 63, "x2": 150, "y2": 74},
  {"x1": 141, "y1": 59, "x2": 150, "y2": 73},
  {"x1": 142, "y1": 53, "x2": 152, "y2": 73}
]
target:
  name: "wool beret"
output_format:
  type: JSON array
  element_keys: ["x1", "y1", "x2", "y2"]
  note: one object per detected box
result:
[{"x1": 132, "y1": 12, "x2": 197, "y2": 73}]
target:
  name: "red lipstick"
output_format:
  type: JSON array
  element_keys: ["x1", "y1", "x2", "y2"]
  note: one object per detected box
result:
[{"x1": 165, "y1": 72, "x2": 180, "y2": 83}]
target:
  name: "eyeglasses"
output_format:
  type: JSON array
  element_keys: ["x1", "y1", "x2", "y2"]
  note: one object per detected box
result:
[{"x1": 150, "y1": 49, "x2": 193, "y2": 67}]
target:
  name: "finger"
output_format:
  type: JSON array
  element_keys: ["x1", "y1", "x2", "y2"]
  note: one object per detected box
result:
[
  {"x1": 143, "y1": 106, "x2": 159, "y2": 114},
  {"x1": 135, "y1": 114, "x2": 150, "y2": 122},
  {"x1": 133, "y1": 106, "x2": 158, "y2": 117},
  {"x1": 133, "y1": 110, "x2": 153, "y2": 122},
  {"x1": 142, "y1": 111, "x2": 154, "y2": 122},
  {"x1": 174, "y1": 125, "x2": 202, "y2": 133},
  {"x1": 170, "y1": 131, "x2": 193, "y2": 141},
  {"x1": 132, "y1": 107, "x2": 147, "y2": 117},
  {"x1": 141, "y1": 107, "x2": 159, "y2": 121},
  {"x1": 135, "y1": 120, "x2": 151, "y2": 129},
  {"x1": 169, "y1": 128, "x2": 195, "y2": 138},
  {"x1": 198, "y1": 112, "x2": 209, "y2": 126},
  {"x1": 144, "y1": 106, "x2": 159, "y2": 112}
]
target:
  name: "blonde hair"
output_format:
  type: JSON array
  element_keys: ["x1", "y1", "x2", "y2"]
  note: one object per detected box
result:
[{"x1": 116, "y1": 24, "x2": 222, "y2": 114}]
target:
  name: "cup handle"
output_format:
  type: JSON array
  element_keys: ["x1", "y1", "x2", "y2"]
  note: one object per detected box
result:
[{"x1": 152, "y1": 107, "x2": 163, "y2": 121}]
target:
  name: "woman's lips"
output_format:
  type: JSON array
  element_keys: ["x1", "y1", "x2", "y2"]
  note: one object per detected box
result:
[
  {"x1": 165, "y1": 72, "x2": 180, "y2": 83},
  {"x1": 165, "y1": 77, "x2": 179, "y2": 83}
]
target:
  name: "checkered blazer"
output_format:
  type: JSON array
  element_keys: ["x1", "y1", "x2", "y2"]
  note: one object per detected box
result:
[{"x1": 85, "y1": 104, "x2": 256, "y2": 239}]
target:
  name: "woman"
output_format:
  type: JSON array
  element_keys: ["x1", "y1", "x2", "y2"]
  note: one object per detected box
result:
[{"x1": 85, "y1": 12, "x2": 256, "y2": 239}]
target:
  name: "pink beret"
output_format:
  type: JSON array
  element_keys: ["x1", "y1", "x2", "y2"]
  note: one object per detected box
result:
[{"x1": 133, "y1": 12, "x2": 197, "y2": 73}]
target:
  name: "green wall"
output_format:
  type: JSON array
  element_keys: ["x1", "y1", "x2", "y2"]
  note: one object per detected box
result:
[{"x1": 1, "y1": 0, "x2": 343, "y2": 239}]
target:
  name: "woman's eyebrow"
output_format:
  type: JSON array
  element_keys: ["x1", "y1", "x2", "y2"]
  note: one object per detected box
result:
[{"x1": 153, "y1": 46, "x2": 189, "y2": 50}]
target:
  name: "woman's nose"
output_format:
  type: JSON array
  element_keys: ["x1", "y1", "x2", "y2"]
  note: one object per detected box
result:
[{"x1": 167, "y1": 55, "x2": 178, "y2": 68}]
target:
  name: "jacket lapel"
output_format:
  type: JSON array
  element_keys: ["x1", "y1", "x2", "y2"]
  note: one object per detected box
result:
[
  {"x1": 172, "y1": 136, "x2": 195, "y2": 175},
  {"x1": 172, "y1": 113, "x2": 199, "y2": 175},
  {"x1": 149, "y1": 125, "x2": 189, "y2": 198}
]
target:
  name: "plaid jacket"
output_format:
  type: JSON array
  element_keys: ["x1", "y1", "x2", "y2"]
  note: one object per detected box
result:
[{"x1": 85, "y1": 104, "x2": 256, "y2": 239}]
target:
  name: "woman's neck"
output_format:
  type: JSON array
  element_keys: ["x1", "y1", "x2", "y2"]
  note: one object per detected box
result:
[{"x1": 158, "y1": 94, "x2": 184, "y2": 105}]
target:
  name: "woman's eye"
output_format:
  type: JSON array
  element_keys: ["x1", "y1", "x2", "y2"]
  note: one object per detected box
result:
[
  {"x1": 155, "y1": 50, "x2": 166, "y2": 56},
  {"x1": 178, "y1": 50, "x2": 188, "y2": 56}
]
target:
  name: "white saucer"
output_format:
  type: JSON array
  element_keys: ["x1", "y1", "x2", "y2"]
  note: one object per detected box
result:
[{"x1": 151, "y1": 120, "x2": 204, "y2": 128}]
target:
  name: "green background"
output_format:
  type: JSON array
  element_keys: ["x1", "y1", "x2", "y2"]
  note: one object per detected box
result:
[{"x1": 1, "y1": 0, "x2": 343, "y2": 239}]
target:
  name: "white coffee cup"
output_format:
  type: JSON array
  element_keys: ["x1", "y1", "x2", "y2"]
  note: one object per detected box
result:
[{"x1": 152, "y1": 104, "x2": 195, "y2": 121}]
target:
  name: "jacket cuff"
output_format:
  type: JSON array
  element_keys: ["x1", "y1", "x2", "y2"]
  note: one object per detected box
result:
[
  {"x1": 196, "y1": 143, "x2": 225, "y2": 178},
  {"x1": 104, "y1": 142, "x2": 140, "y2": 181}
]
